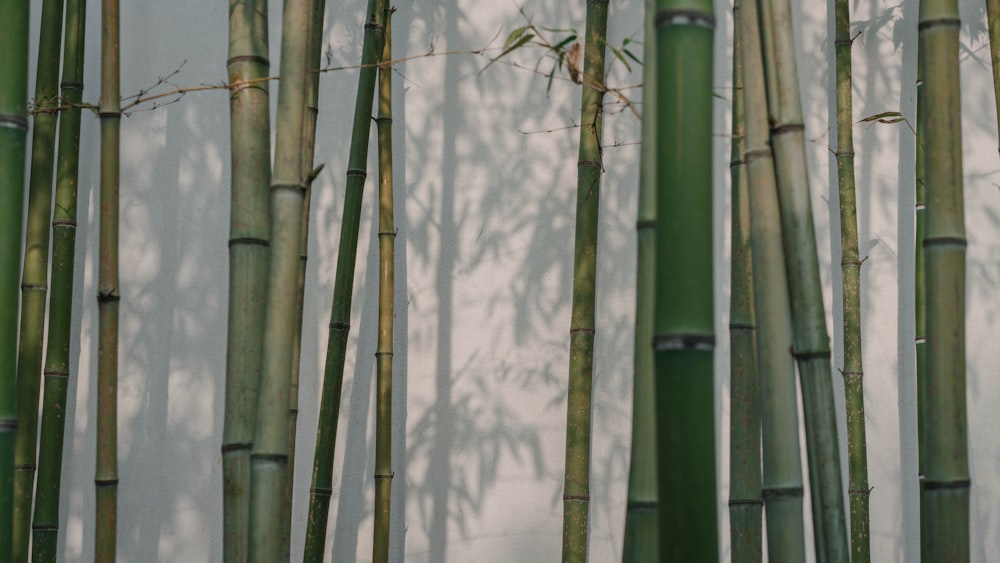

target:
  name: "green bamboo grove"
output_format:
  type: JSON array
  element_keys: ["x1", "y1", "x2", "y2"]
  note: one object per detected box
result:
[
  {"x1": 833, "y1": 0, "x2": 871, "y2": 557},
  {"x1": 13, "y1": 1, "x2": 65, "y2": 558},
  {"x1": 560, "y1": 1, "x2": 609, "y2": 561},
  {"x1": 919, "y1": 0, "x2": 970, "y2": 557},
  {"x1": 32, "y1": 0, "x2": 86, "y2": 558},
  {"x1": 653, "y1": 0, "x2": 717, "y2": 558}
]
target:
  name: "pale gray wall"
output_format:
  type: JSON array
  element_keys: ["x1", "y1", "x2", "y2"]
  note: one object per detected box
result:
[{"x1": 21, "y1": 0, "x2": 999, "y2": 560}]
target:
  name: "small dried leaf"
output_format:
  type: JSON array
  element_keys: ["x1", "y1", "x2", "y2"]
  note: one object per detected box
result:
[{"x1": 567, "y1": 42, "x2": 582, "y2": 84}]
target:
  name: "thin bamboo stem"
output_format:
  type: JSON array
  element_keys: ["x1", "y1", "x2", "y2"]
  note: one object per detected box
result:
[
  {"x1": 372, "y1": 8, "x2": 396, "y2": 563},
  {"x1": 756, "y1": 0, "x2": 850, "y2": 558},
  {"x1": 96, "y1": 0, "x2": 121, "y2": 560},
  {"x1": 987, "y1": 0, "x2": 1000, "y2": 158},
  {"x1": 222, "y1": 0, "x2": 271, "y2": 560},
  {"x1": 13, "y1": 0, "x2": 65, "y2": 559},
  {"x1": 31, "y1": 0, "x2": 86, "y2": 559},
  {"x1": 0, "y1": 0, "x2": 31, "y2": 559},
  {"x1": 560, "y1": 3, "x2": 609, "y2": 562},
  {"x1": 652, "y1": 0, "x2": 717, "y2": 559},
  {"x1": 247, "y1": 0, "x2": 314, "y2": 559},
  {"x1": 728, "y1": 3, "x2": 763, "y2": 561},
  {"x1": 741, "y1": 0, "x2": 807, "y2": 559},
  {"x1": 914, "y1": 31, "x2": 927, "y2": 549},
  {"x1": 919, "y1": 0, "x2": 969, "y2": 557},
  {"x1": 621, "y1": 0, "x2": 658, "y2": 559},
  {"x1": 303, "y1": 1, "x2": 386, "y2": 559}
]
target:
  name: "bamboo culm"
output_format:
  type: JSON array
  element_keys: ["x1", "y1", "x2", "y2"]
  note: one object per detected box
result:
[
  {"x1": 31, "y1": 0, "x2": 86, "y2": 559},
  {"x1": 755, "y1": 0, "x2": 850, "y2": 558},
  {"x1": 621, "y1": 0, "x2": 658, "y2": 559},
  {"x1": 303, "y1": 1, "x2": 387, "y2": 559},
  {"x1": 247, "y1": 0, "x2": 314, "y2": 559},
  {"x1": 728, "y1": 3, "x2": 763, "y2": 560},
  {"x1": 222, "y1": 0, "x2": 271, "y2": 560},
  {"x1": 13, "y1": 0, "x2": 65, "y2": 559},
  {"x1": 0, "y1": 0, "x2": 31, "y2": 558},
  {"x1": 560, "y1": 2, "x2": 609, "y2": 562},
  {"x1": 986, "y1": 0, "x2": 1000, "y2": 158},
  {"x1": 919, "y1": 0, "x2": 969, "y2": 557},
  {"x1": 833, "y1": 0, "x2": 871, "y2": 558},
  {"x1": 652, "y1": 0, "x2": 717, "y2": 559},
  {"x1": 96, "y1": 0, "x2": 122, "y2": 560}
]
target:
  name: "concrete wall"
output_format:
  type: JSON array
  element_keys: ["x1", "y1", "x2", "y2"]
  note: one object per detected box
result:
[{"x1": 21, "y1": 0, "x2": 999, "y2": 560}]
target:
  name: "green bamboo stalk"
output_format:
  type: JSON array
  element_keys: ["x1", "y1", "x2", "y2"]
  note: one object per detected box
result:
[
  {"x1": 987, "y1": 0, "x2": 1000, "y2": 158},
  {"x1": 560, "y1": 3, "x2": 609, "y2": 561},
  {"x1": 222, "y1": 0, "x2": 271, "y2": 560},
  {"x1": 372, "y1": 8, "x2": 395, "y2": 563},
  {"x1": 13, "y1": 1, "x2": 66, "y2": 558},
  {"x1": 31, "y1": 0, "x2": 86, "y2": 559},
  {"x1": 919, "y1": 0, "x2": 969, "y2": 557},
  {"x1": 96, "y1": 0, "x2": 121, "y2": 560},
  {"x1": 303, "y1": 0, "x2": 386, "y2": 559},
  {"x1": 0, "y1": 1, "x2": 31, "y2": 559},
  {"x1": 621, "y1": 0, "x2": 658, "y2": 559},
  {"x1": 280, "y1": 0, "x2": 326, "y2": 557},
  {"x1": 728, "y1": 3, "x2": 763, "y2": 561},
  {"x1": 833, "y1": 0, "x2": 871, "y2": 558},
  {"x1": 755, "y1": 0, "x2": 849, "y2": 558},
  {"x1": 914, "y1": 34, "x2": 927, "y2": 545},
  {"x1": 653, "y1": 0, "x2": 717, "y2": 559},
  {"x1": 247, "y1": 0, "x2": 314, "y2": 559},
  {"x1": 740, "y1": 0, "x2": 807, "y2": 559}
]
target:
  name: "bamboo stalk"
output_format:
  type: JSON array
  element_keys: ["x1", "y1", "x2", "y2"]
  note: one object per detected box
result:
[
  {"x1": 728, "y1": 3, "x2": 763, "y2": 561},
  {"x1": 13, "y1": 0, "x2": 66, "y2": 559},
  {"x1": 621, "y1": 0, "x2": 658, "y2": 559},
  {"x1": 914, "y1": 34, "x2": 927, "y2": 547},
  {"x1": 653, "y1": 0, "x2": 717, "y2": 559},
  {"x1": 560, "y1": 2, "x2": 609, "y2": 561},
  {"x1": 247, "y1": 0, "x2": 314, "y2": 559},
  {"x1": 96, "y1": 0, "x2": 121, "y2": 560},
  {"x1": 0, "y1": 0, "x2": 31, "y2": 559},
  {"x1": 222, "y1": 0, "x2": 272, "y2": 559},
  {"x1": 755, "y1": 0, "x2": 850, "y2": 558},
  {"x1": 832, "y1": 0, "x2": 871, "y2": 558},
  {"x1": 31, "y1": 0, "x2": 86, "y2": 559},
  {"x1": 919, "y1": 0, "x2": 969, "y2": 557},
  {"x1": 739, "y1": 0, "x2": 807, "y2": 558},
  {"x1": 303, "y1": 1, "x2": 386, "y2": 559},
  {"x1": 372, "y1": 8, "x2": 396, "y2": 563},
  {"x1": 987, "y1": 0, "x2": 1000, "y2": 158}
]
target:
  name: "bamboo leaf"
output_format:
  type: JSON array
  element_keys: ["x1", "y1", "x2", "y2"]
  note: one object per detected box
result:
[
  {"x1": 603, "y1": 39, "x2": 632, "y2": 72},
  {"x1": 482, "y1": 33, "x2": 534, "y2": 73},
  {"x1": 552, "y1": 34, "x2": 578, "y2": 52},
  {"x1": 858, "y1": 110, "x2": 902, "y2": 122},
  {"x1": 504, "y1": 25, "x2": 530, "y2": 48}
]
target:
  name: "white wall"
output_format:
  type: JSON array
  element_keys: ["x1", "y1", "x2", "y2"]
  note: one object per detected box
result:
[{"x1": 22, "y1": 0, "x2": 999, "y2": 560}]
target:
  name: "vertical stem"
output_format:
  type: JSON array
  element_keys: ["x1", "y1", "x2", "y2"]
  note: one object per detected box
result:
[
  {"x1": 31, "y1": 0, "x2": 86, "y2": 559},
  {"x1": 560, "y1": 2, "x2": 609, "y2": 562},
  {"x1": 303, "y1": 1, "x2": 386, "y2": 559},
  {"x1": 223, "y1": 0, "x2": 271, "y2": 560},
  {"x1": 653, "y1": 0, "x2": 717, "y2": 559},
  {"x1": 914, "y1": 29, "x2": 927, "y2": 550},
  {"x1": 0, "y1": 0, "x2": 31, "y2": 559},
  {"x1": 919, "y1": 0, "x2": 969, "y2": 558},
  {"x1": 96, "y1": 0, "x2": 121, "y2": 560},
  {"x1": 728, "y1": 3, "x2": 763, "y2": 561},
  {"x1": 987, "y1": 0, "x2": 1000, "y2": 159},
  {"x1": 622, "y1": 0, "x2": 658, "y2": 559}
]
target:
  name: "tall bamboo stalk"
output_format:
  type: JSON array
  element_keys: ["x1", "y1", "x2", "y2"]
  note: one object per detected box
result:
[
  {"x1": 372, "y1": 8, "x2": 395, "y2": 563},
  {"x1": 560, "y1": 2, "x2": 609, "y2": 561},
  {"x1": 914, "y1": 35, "x2": 927, "y2": 547},
  {"x1": 31, "y1": 0, "x2": 86, "y2": 559},
  {"x1": 919, "y1": 0, "x2": 969, "y2": 557},
  {"x1": 755, "y1": 0, "x2": 849, "y2": 558},
  {"x1": 247, "y1": 0, "x2": 314, "y2": 559},
  {"x1": 653, "y1": 0, "x2": 717, "y2": 558},
  {"x1": 621, "y1": 0, "x2": 658, "y2": 559},
  {"x1": 833, "y1": 0, "x2": 871, "y2": 558},
  {"x1": 739, "y1": 0, "x2": 806, "y2": 558},
  {"x1": 987, "y1": 0, "x2": 1000, "y2": 158},
  {"x1": 0, "y1": 1, "x2": 31, "y2": 559},
  {"x1": 13, "y1": 0, "x2": 65, "y2": 559},
  {"x1": 303, "y1": 0, "x2": 386, "y2": 559},
  {"x1": 728, "y1": 3, "x2": 763, "y2": 561},
  {"x1": 96, "y1": 0, "x2": 121, "y2": 560},
  {"x1": 279, "y1": 0, "x2": 326, "y2": 557},
  {"x1": 222, "y1": 0, "x2": 271, "y2": 560}
]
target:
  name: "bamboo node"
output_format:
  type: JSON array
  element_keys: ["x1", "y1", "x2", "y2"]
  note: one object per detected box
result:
[
  {"x1": 918, "y1": 17, "x2": 961, "y2": 31},
  {"x1": 43, "y1": 369, "x2": 70, "y2": 379},
  {"x1": 577, "y1": 159, "x2": 602, "y2": 170},
  {"x1": 310, "y1": 487, "x2": 333, "y2": 497},
  {"x1": 848, "y1": 486, "x2": 874, "y2": 497},
  {"x1": 792, "y1": 349, "x2": 829, "y2": 361},
  {"x1": 655, "y1": 9, "x2": 716, "y2": 30},
  {"x1": 922, "y1": 236, "x2": 967, "y2": 249},
  {"x1": 60, "y1": 80, "x2": 84, "y2": 92},
  {"x1": 21, "y1": 283, "x2": 48, "y2": 292},
  {"x1": 375, "y1": 351, "x2": 393, "y2": 359},
  {"x1": 374, "y1": 472, "x2": 394, "y2": 480},
  {"x1": 271, "y1": 182, "x2": 307, "y2": 194},
  {"x1": 834, "y1": 150, "x2": 856, "y2": 158},
  {"x1": 653, "y1": 334, "x2": 714, "y2": 351},
  {"x1": 52, "y1": 218, "x2": 78, "y2": 228},
  {"x1": 563, "y1": 494, "x2": 590, "y2": 503},
  {"x1": 0, "y1": 419, "x2": 17, "y2": 431},
  {"x1": 31, "y1": 524, "x2": 58, "y2": 532},
  {"x1": 743, "y1": 148, "x2": 772, "y2": 164},
  {"x1": 727, "y1": 498, "x2": 764, "y2": 506},
  {"x1": 0, "y1": 113, "x2": 29, "y2": 131},
  {"x1": 346, "y1": 168, "x2": 367, "y2": 179},
  {"x1": 97, "y1": 291, "x2": 120, "y2": 303},
  {"x1": 330, "y1": 321, "x2": 351, "y2": 332},
  {"x1": 14, "y1": 464, "x2": 37, "y2": 471},
  {"x1": 98, "y1": 110, "x2": 122, "y2": 119},
  {"x1": 570, "y1": 327, "x2": 596, "y2": 336},
  {"x1": 94, "y1": 478, "x2": 120, "y2": 487},
  {"x1": 729, "y1": 322, "x2": 755, "y2": 330},
  {"x1": 636, "y1": 219, "x2": 655, "y2": 230},
  {"x1": 923, "y1": 479, "x2": 970, "y2": 491},
  {"x1": 771, "y1": 122, "x2": 805, "y2": 135},
  {"x1": 227, "y1": 54, "x2": 270, "y2": 68},
  {"x1": 221, "y1": 442, "x2": 251, "y2": 454},
  {"x1": 227, "y1": 236, "x2": 268, "y2": 247},
  {"x1": 729, "y1": 157, "x2": 745, "y2": 168},
  {"x1": 762, "y1": 485, "x2": 803, "y2": 499}
]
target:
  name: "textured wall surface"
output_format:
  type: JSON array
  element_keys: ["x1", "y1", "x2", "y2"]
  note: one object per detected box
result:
[{"x1": 21, "y1": 0, "x2": 1000, "y2": 560}]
